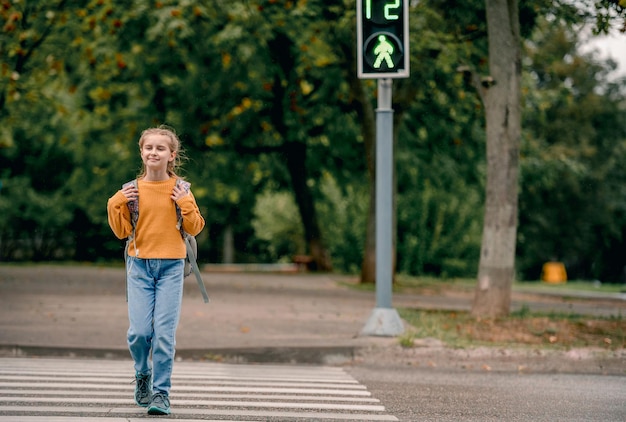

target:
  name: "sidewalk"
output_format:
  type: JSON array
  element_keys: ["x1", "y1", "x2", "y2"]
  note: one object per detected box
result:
[{"x1": 0, "y1": 265, "x2": 624, "y2": 365}]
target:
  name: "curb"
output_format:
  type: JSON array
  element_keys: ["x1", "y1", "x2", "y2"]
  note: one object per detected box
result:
[
  {"x1": 513, "y1": 288, "x2": 626, "y2": 302},
  {"x1": 0, "y1": 344, "x2": 359, "y2": 365}
]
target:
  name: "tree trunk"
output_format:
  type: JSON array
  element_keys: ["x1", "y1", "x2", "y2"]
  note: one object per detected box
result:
[
  {"x1": 284, "y1": 141, "x2": 333, "y2": 272},
  {"x1": 360, "y1": 175, "x2": 376, "y2": 283},
  {"x1": 472, "y1": 0, "x2": 522, "y2": 317},
  {"x1": 222, "y1": 224, "x2": 234, "y2": 264},
  {"x1": 268, "y1": 32, "x2": 333, "y2": 272},
  {"x1": 358, "y1": 81, "x2": 377, "y2": 284}
]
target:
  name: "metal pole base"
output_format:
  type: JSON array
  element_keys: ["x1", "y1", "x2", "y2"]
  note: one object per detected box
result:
[{"x1": 360, "y1": 307, "x2": 404, "y2": 337}]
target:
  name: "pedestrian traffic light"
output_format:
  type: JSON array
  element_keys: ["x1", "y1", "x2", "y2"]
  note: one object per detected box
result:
[{"x1": 357, "y1": 0, "x2": 409, "y2": 79}]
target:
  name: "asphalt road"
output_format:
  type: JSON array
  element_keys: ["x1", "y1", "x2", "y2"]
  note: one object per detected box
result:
[
  {"x1": 348, "y1": 364, "x2": 626, "y2": 422},
  {"x1": 1, "y1": 356, "x2": 624, "y2": 421}
]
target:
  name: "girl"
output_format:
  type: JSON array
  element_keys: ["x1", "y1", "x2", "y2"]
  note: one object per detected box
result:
[{"x1": 107, "y1": 126, "x2": 205, "y2": 415}]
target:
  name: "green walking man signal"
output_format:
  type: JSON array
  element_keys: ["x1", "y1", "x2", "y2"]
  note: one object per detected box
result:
[
  {"x1": 357, "y1": 0, "x2": 409, "y2": 78},
  {"x1": 373, "y1": 35, "x2": 395, "y2": 69}
]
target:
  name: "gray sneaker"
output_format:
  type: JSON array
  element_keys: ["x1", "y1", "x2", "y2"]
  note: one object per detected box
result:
[
  {"x1": 148, "y1": 392, "x2": 171, "y2": 415},
  {"x1": 133, "y1": 372, "x2": 152, "y2": 407}
]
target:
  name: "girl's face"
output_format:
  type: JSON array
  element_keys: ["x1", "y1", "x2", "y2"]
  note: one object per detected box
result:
[{"x1": 140, "y1": 134, "x2": 176, "y2": 173}]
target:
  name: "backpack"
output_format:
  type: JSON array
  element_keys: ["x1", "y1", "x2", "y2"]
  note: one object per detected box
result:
[{"x1": 123, "y1": 178, "x2": 209, "y2": 303}]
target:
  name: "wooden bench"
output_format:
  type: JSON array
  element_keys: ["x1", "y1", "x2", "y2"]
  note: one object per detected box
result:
[{"x1": 292, "y1": 255, "x2": 314, "y2": 272}]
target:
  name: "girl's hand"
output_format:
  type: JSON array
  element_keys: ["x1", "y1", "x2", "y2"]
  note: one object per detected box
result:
[
  {"x1": 171, "y1": 184, "x2": 189, "y2": 202},
  {"x1": 121, "y1": 184, "x2": 138, "y2": 202}
]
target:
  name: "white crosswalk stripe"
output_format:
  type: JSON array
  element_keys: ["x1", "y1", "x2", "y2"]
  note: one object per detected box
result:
[{"x1": 0, "y1": 357, "x2": 397, "y2": 421}]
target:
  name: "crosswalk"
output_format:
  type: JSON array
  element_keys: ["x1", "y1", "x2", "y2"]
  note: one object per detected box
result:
[{"x1": 0, "y1": 357, "x2": 397, "y2": 421}]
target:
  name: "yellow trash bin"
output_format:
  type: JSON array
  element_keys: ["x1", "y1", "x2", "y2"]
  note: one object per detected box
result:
[{"x1": 541, "y1": 261, "x2": 567, "y2": 284}]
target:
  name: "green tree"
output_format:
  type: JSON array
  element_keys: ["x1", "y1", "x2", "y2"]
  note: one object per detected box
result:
[
  {"x1": 519, "y1": 17, "x2": 626, "y2": 282},
  {"x1": 188, "y1": 0, "x2": 365, "y2": 270},
  {"x1": 0, "y1": 1, "x2": 90, "y2": 259}
]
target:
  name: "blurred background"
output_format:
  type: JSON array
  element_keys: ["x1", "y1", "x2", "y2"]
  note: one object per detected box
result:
[{"x1": 1, "y1": 0, "x2": 625, "y2": 283}]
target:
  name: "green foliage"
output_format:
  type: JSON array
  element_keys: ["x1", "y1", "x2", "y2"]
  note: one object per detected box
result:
[
  {"x1": 0, "y1": 175, "x2": 74, "y2": 260},
  {"x1": 394, "y1": 25, "x2": 487, "y2": 277},
  {"x1": 252, "y1": 189, "x2": 305, "y2": 262},
  {"x1": 397, "y1": 178, "x2": 482, "y2": 277},
  {"x1": 1, "y1": 0, "x2": 625, "y2": 285},
  {"x1": 250, "y1": 172, "x2": 368, "y2": 273},
  {"x1": 519, "y1": 16, "x2": 626, "y2": 282},
  {"x1": 574, "y1": 0, "x2": 626, "y2": 34},
  {"x1": 315, "y1": 173, "x2": 368, "y2": 273}
]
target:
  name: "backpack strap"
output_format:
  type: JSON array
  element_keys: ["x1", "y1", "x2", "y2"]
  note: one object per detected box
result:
[
  {"x1": 174, "y1": 178, "x2": 190, "y2": 237},
  {"x1": 175, "y1": 178, "x2": 209, "y2": 304},
  {"x1": 122, "y1": 179, "x2": 139, "y2": 258},
  {"x1": 184, "y1": 235, "x2": 209, "y2": 303},
  {"x1": 127, "y1": 179, "x2": 139, "y2": 229},
  {"x1": 123, "y1": 179, "x2": 139, "y2": 302}
]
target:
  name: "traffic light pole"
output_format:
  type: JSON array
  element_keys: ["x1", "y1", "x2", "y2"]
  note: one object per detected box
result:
[{"x1": 361, "y1": 78, "x2": 404, "y2": 337}]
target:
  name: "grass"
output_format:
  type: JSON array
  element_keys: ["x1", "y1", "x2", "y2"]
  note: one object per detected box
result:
[
  {"x1": 395, "y1": 274, "x2": 626, "y2": 295},
  {"x1": 515, "y1": 280, "x2": 626, "y2": 294},
  {"x1": 397, "y1": 308, "x2": 625, "y2": 350},
  {"x1": 394, "y1": 274, "x2": 476, "y2": 294},
  {"x1": 336, "y1": 274, "x2": 477, "y2": 294},
  {"x1": 338, "y1": 274, "x2": 626, "y2": 350}
]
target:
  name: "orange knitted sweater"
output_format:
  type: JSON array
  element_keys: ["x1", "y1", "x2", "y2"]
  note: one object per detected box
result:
[{"x1": 107, "y1": 177, "x2": 205, "y2": 259}]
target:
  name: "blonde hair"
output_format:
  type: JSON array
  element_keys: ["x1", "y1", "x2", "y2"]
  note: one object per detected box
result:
[{"x1": 137, "y1": 125, "x2": 185, "y2": 178}]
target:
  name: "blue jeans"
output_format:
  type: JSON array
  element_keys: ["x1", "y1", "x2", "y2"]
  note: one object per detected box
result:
[{"x1": 126, "y1": 257, "x2": 184, "y2": 396}]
